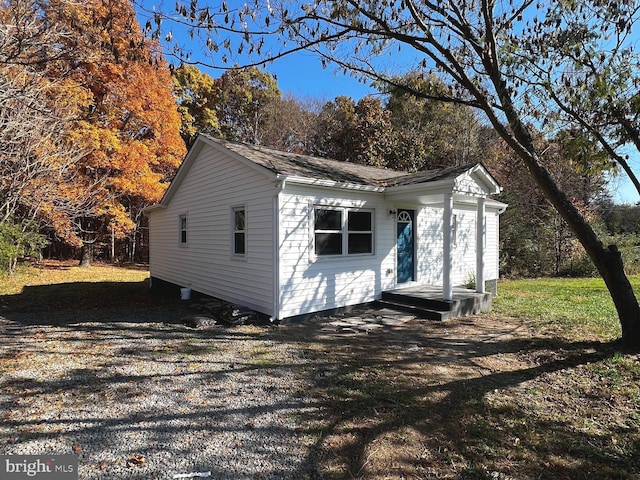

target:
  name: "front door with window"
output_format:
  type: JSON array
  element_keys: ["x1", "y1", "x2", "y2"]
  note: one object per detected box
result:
[{"x1": 397, "y1": 209, "x2": 415, "y2": 283}]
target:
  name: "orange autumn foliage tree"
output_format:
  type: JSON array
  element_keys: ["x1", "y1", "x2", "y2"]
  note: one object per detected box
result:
[
  {"x1": 41, "y1": 0, "x2": 185, "y2": 263},
  {"x1": 0, "y1": 0, "x2": 92, "y2": 239}
]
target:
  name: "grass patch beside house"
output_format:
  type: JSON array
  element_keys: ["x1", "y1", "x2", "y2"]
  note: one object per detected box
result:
[
  {"x1": 0, "y1": 260, "x2": 150, "y2": 295},
  {"x1": 0, "y1": 260, "x2": 155, "y2": 312},
  {"x1": 493, "y1": 276, "x2": 640, "y2": 341}
]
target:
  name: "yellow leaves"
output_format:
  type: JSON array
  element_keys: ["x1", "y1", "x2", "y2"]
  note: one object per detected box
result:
[{"x1": 102, "y1": 202, "x2": 135, "y2": 239}]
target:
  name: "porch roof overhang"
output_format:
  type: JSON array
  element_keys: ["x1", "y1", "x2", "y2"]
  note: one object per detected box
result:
[{"x1": 383, "y1": 164, "x2": 503, "y2": 206}]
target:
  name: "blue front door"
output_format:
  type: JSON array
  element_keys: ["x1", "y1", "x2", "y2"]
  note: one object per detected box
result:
[{"x1": 397, "y1": 209, "x2": 415, "y2": 283}]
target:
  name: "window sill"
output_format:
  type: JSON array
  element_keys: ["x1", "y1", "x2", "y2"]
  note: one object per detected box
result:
[{"x1": 312, "y1": 253, "x2": 376, "y2": 262}]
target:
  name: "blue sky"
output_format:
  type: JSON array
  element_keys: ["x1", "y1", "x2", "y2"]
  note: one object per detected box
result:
[
  {"x1": 245, "y1": 52, "x2": 376, "y2": 101},
  {"x1": 137, "y1": 2, "x2": 639, "y2": 205},
  {"x1": 609, "y1": 149, "x2": 640, "y2": 205}
]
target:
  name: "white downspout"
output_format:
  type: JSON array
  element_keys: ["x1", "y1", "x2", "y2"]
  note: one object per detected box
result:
[
  {"x1": 476, "y1": 197, "x2": 486, "y2": 294},
  {"x1": 272, "y1": 175, "x2": 287, "y2": 322},
  {"x1": 443, "y1": 192, "x2": 453, "y2": 301}
]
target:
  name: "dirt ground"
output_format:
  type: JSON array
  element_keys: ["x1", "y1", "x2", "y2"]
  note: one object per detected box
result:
[
  {"x1": 1, "y1": 285, "x2": 638, "y2": 479},
  {"x1": 276, "y1": 310, "x2": 638, "y2": 479}
]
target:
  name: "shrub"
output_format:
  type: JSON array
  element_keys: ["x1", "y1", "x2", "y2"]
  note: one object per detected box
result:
[{"x1": 0, "y1": 221, "x2": 49, "y2": 274}]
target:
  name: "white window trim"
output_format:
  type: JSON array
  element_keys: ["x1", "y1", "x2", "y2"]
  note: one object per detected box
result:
[
  {"x1": 312, "y1": 205, "x2": 375, "y2": 259},
  {"x1": 231, "y1": 205, "x2": 247, "y2": 258},
  {"x1": 179, "y1": 213, "x2": 188, "y2": 246}
]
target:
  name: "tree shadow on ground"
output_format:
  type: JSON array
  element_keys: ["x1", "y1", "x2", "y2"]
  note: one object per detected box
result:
[
  {"x1": 274, "y1": 317, "x2": 640, "y2": 479},
  {"x1": 0, "y1": 280, "x2": 187, "y2": 321},
  {"x1": 1, "y1": 283, "x2": 639, "y2": 479}
]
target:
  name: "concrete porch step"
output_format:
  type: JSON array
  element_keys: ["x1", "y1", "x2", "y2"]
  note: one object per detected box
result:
[
  {"x1": 375, "y1": 299, "x2": 452, "y2": 321},
  {"x1": 381, "y1": 291, "x2": 454, "y2": 311},
  {"x1": 380, "y1": 286, "x2": 493, "y2": 320}
]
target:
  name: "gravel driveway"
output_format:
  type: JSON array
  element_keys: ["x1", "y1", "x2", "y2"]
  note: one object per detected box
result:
[{"x1": 0, "y1": 304, "x2": 323, "y2": 479}]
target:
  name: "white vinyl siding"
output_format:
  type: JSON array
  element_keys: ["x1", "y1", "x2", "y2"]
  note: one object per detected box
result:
[
  {"x1": 415, "y1": 206, "x2": 443, "y2": 286},
  {"x1": 415, "y1": 203, "x2": 499, "y2": 286},
  {"x1": 450, "y1": 207, "x2": 476, "y2": 286},
  {"x1": 148, "y1": 143, "x2": 275, "y2": 316},
  {"x1": 277, "y1": 186, "x2": 395, "y2": 319},
  {"x1": 485, "y1": 208, "x2": 500, "y2": 280}
]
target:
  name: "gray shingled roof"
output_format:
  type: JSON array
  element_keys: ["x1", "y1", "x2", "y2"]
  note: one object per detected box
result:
[
  {"x1": 204, "y1": 135, "x2": 476, "y2": 188},
  {"x1": 382, "y1": 163, "x2": 480, "y2": 187}
]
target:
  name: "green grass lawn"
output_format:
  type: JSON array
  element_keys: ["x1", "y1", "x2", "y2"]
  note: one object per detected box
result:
[
  {"x1": 0, "y1": 260, "x2": 153, "y2": 311},
  {"x1": 493, "y1": 275, "x2": 640, "y2": 341}
]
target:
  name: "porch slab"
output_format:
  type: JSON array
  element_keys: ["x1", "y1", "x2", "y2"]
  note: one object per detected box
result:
[{"x1": 378, "y1": 285, "x2": 493, "y2": 321}]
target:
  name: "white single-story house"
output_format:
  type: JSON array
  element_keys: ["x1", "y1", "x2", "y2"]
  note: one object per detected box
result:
[{"x1": 144, "y1": 134, "x2": 507, "y2": 321}]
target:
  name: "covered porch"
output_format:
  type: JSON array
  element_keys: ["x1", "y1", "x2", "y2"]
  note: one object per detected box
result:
[
  {"x1": 378, "y1": 284, "x2": 493, "y2": 321},
  {"x1": 384, "y1": 163, "x2": 507, "y2": 303}
]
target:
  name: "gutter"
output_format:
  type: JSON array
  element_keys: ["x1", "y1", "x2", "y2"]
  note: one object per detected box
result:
[
  {"x1": 486, "y1": 198, "x2": 508, "y2": 214},
  {"x1": 283, "y1": 175, "x2": 385, "y2": 192},
  {"x1": 384, "y1": 177, "x2": 455, "y2": 195},
  {"x1": 141, "y1": 203, "x2": 166, "y2": 215}
]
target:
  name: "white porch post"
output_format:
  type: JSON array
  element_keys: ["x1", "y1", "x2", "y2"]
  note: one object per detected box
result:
[
  {"x1": 443, "y1": 192, "x2": 453, "y2": 301},
  {"x1": 476, "y1": 197, "x2": 486, "y2": 293}
]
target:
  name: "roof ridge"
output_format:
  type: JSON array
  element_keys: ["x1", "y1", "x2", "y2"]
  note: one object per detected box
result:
[{"x1": 198, "y1": 134, "x2": 487, "y2": 188}]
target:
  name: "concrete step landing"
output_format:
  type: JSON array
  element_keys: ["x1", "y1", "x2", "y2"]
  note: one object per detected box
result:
[{"x1": 378, "y1": 285, "x2": 493, "y2": 321}]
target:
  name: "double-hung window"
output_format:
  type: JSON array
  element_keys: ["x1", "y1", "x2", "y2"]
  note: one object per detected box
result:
[
  {"x1": 179, "y1": 214, "x2": 187, "y2": 245},
  {"x1": 314, "y1": 206, "x2": 373, "y2": 257},
  {"x1": 232, "y1": 207, "x2": 246, "y2": 255},
  {"x1": 315, "y1": 208, "x2": 343, "y2": 255}
]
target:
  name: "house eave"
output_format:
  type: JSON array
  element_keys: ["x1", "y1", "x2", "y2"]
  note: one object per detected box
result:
[
  {"x1": 383, "y1": 164, "x2": 502, "y2": 204},
  {"x1": 283, "y1": 175, "x2": 386, "y2": 192},
  {"x1": 142, "y1": 203, "x2": 166, "y2": 215}
]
